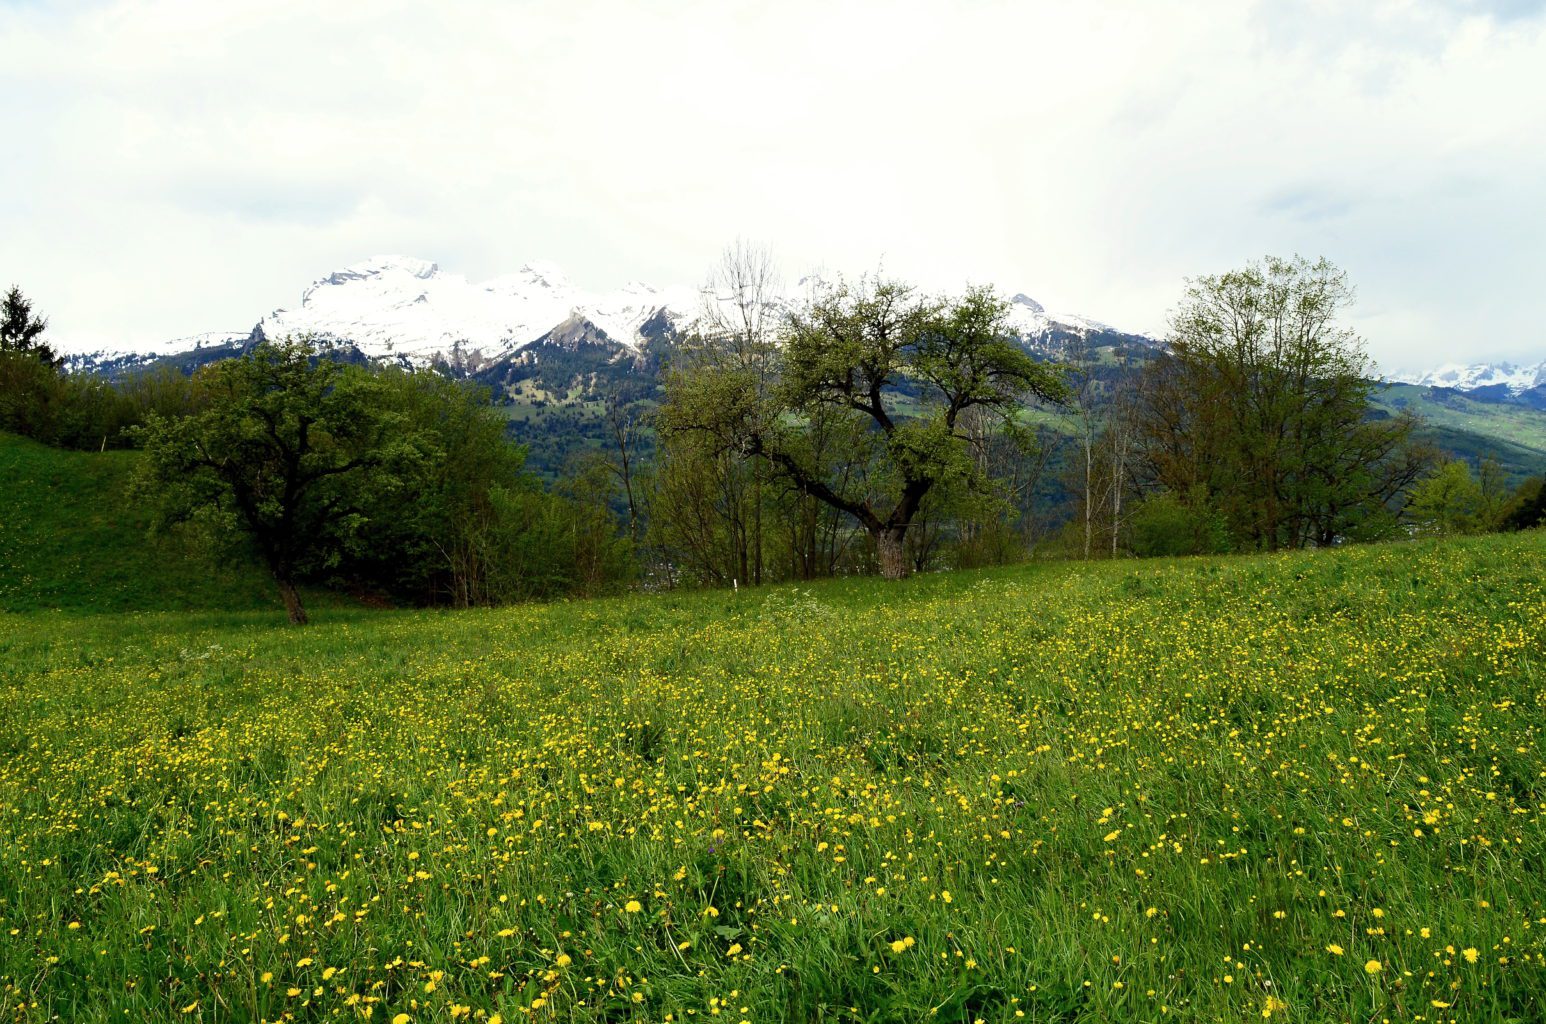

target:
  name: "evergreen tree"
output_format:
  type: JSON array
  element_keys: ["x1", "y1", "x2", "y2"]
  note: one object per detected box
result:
[{"x1": 0, "y1": 286, "x2": 60, "y2": 369}]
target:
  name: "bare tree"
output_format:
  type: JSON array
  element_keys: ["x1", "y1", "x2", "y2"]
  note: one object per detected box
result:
[
  {"x1": 1065, "y1": 332, "x2": 1109, "y2": 560},
  {"x1": 696, "y1": 240, "x2": 782, "y2": 584},
  {"x1": 604, "y1": 391, "x2": 643, "y2": 543}
]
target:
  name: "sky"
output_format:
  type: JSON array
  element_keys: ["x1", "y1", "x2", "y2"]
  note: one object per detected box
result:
[{"x1": 2, "y1": 0, "x2": 1544, "y2": 373}]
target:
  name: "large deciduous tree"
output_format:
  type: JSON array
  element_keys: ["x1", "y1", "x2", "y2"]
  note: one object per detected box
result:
[
  {"x1": 133, "y1": 339, "x2": 425, "y2": 623},
  {"x1": 661, "y1": 277, "x2": 1068, "y2": 579},
  {"x1": 1137, "y1": 256, "x2": 1427, "y2": 550}
]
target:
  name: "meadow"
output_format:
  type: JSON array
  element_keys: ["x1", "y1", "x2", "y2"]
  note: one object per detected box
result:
[{"x1": 1, "y1": 532, "x2": 1544, "y2": 1022}]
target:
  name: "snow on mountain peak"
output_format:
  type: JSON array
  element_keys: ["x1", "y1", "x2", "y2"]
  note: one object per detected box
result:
[
  {"x1": 266, "y1": 256, "x2": 685, "y2": 361},
  {"x1": 113, "y1": 256, "x2": 1153, "y2": 368},
  {"x1": 1390, "y1": 359, "x2": 1546, "y2": 394},
  {"x1": 1010, "y1": 293, "x2": 1046, "y2": 315},
  {"x1": 511, "y1": 260, "x2": 570, "y2": 289},
  {"x1": 329, "y1": 255, "x2": 439, "y2": 283}
]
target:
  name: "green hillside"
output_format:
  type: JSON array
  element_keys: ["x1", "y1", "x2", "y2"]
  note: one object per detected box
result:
[
  {"x1": 0, "y1": 432, "x2": 282, "y2": 614},
  {"x1": 1375, "y1": 383, "x2": 1546, "y2": 480},
  {"x1": 2, "y1": 531, "x2": 1544, "y2": 1021},
  {"x1": 1377, "y1": 383, "x2": 1546, "y2": 451}
]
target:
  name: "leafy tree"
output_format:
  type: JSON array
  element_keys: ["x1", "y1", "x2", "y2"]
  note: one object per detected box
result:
[
  {"x1": 0, "y1": 286, "x2": 59, "y2": 369},
  {"x1": 662, "y1": 278, "x2": 1067, "y2": 579},
  {"x1": 1477, "y1": 457, "x2": 1510, "y2": 531},
  {"x1": 132, "y1": 339, "x2": 426, "y2": 623},
  {"x1": 346, "y1": 367, "x2": 530, "y2": 605},
  {"x1": 1138, "y1": 256, "x2": 1427, "y2": 550},
  {"x1": 1406, "y1": 460, "x2": 1484, "y2": 537},
  {"x1": 646, "y1": 422, "x2": 758, "y2": 586},
  {"x1": 1500, "y1": 476, "x2": 1545, "y2": 532},
  {"x1": 557, "y1": 451, "x2": 638, "y2": 593}
]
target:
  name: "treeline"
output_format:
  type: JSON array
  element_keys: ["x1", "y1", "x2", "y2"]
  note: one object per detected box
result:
[{"x1": 4, "y1": 253, "x2": 1545, "y2": 621}]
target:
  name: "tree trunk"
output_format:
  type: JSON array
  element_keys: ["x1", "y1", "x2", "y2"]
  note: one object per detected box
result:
[
  {"x1": 876, "y1": 527, "x2": 908, "y2": 580},
  {"x1": 276, "y1": 575, "x2": 308, "y2": 625},
  {"x1": 1111, "y1": 445, "x2": 1123, "y2": 558},
  {"x1": 752, "y1": 458, "x2": 763, "y2": 586},
  {"x1": 1083, "y1": 430, "x2": 1093, "y2": 560}
]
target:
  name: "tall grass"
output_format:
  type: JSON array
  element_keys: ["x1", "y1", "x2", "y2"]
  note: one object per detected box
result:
[{"x1": 1, "y1": 532, "x2": 1543, "y2": 1021}]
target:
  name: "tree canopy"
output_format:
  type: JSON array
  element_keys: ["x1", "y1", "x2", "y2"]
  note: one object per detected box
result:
[
  {"x1": 660, "y1": 278, "x2": 1068, "y2": 578},
  {"x1": 1137, "y1": 255, "x2": 1429, "y2": 549},
  {"x1": 133, "y1": 339, "x2": 428, "y2": 622},
  {"x1": 0, "y1": 285, "x2": 58, "y2": 369}
]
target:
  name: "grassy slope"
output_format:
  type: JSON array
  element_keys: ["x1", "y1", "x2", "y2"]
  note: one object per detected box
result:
[
  {"x1": 0, "y1": 432, "x2": 283, "y2": 614},
  {"x1": 1377, "y1": 384, "x2": 1546, "y2": 452},
  {"x1": 2, "y1": 532, "x2": 1544, "y2": 1021},
  {"x1": 1375, "y1": 384, "x2": 1546, "y2": 480}
]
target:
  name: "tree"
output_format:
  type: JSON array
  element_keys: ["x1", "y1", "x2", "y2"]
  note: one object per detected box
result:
[
  {"x1": 649, "y1": 244, "x2": 785, "y2": 586},
  {"x1": 133, "y1": 339, "x2": 424, "y2": 623},
  {"x1": 1501, "y1": 476, "x2": 1545, "y2": 531},
  {"x1": 697, "y1": 240, "x2": 782, "y2": 584},
  {"x1": 558, "y1": 451, "x2": 638, "y2": 594},
  {"x1": 0, "y1": 286, "x2": 59, "y2": 369},
  {"x1": 1477, "y1": 457, "x2": 1510, "y2": 531},
  {"x1": 1407, "y1": 460, "x2": 1484, "y2": 536},
  {"x1": 348, "y1": 367, "x2": 530, "y2": 606},
  {"x1": 603, "y1": 391, "x2": 645, "y2": 544},
  {"x1": 1137, "y1": 256, "x2": 1425, "y2": 550},
  {"x1": 663, "y1": 277, "x2": 1068, "y2": 579},
  {"x1": 1065, "y1": 333, "x2": 1105, "y2": 560},
  {"x1": 1127, "y1": 489, "x2": 1231, "y2": 557}
]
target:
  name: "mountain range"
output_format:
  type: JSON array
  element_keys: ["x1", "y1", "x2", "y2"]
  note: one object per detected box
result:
[
  {"x1": 59, "y1": 254, "x2": 1544, "y2": 415},
  {"x1": 60, "y1": 254, "x2": 1156, "y2": 376},
  {"x1": 1389, "y1": 360, "x2": 1546, "y2": 408}
]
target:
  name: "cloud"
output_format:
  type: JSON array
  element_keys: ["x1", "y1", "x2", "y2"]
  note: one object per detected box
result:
[
  {"x1": 1, "y1": 0, "x2": 1543, "y2": 368},
  {"x1": 1261, "y1": 186, "x2": 1359, "y2": 224}
]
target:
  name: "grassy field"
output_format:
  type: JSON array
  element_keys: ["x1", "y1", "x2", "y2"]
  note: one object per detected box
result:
[
  {"x1": 0, "y1": 433, "x2": 281, "y2": 615},
  {"x1": 2, "y1": 528, "x2": 1544, "y2": 1022}
]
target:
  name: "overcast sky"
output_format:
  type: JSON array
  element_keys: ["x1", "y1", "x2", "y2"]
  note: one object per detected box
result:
[{"x1": 2, "y1": 0, "x2": 1543, "y2": 371}]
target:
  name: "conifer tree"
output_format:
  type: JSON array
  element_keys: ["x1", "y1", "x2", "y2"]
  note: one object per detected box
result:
[{"x1": 0, "y1": 286, "x2": 60, "y2": 369}]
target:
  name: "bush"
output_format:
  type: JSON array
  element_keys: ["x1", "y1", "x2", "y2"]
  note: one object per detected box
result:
[
  {"x1": 1128, "y1": 489, "x2": 1231, "y2": 558},
  {"x1": 0, "y1": 352, "x2": 146, "y2": 449}
]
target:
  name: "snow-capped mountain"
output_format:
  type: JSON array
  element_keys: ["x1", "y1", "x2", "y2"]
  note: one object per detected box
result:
[
  {"x1": 61, "y1": 255, "x2": 1157, "y2": 377},
  {"x1": 1001, "y1": 293, "x2": 1120, "y2": 349},
  {"x1": 260, "y1": 255, "x2": 701, "y2": 362},
  {"x1": 1391, "y1": 360, "x2": 1546, "y2": 395},
  {"x1": 258, "y1": 256, "x2": 1149, "y2": 363}
]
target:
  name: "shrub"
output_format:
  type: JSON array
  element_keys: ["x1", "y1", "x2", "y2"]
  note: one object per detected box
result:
[{"x1": 1128, "y1": 489, "x2": 1231, "y2": 558}]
